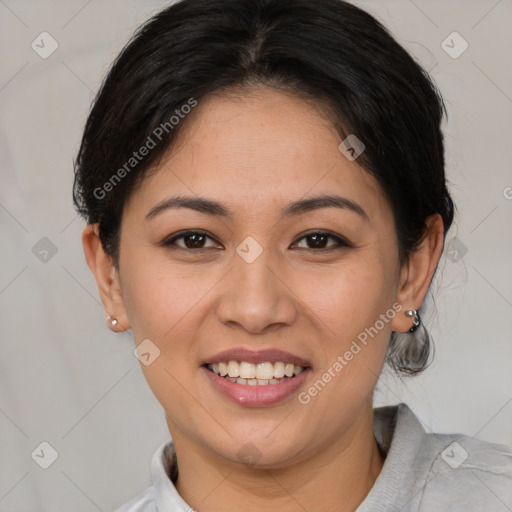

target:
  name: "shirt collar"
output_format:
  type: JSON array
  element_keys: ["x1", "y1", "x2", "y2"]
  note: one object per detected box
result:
[
  {"x1": 151, "y1": 440, "x2": 192, "y2": 511},
  {"x1": 356, "y1": 402, "x2": 434, "y2": 511}
]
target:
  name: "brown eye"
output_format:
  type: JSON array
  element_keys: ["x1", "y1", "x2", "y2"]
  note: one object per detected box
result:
[
  {"x1": 293, "y1": 231, "x2": 350, "y2": 251},
  {"x1": 163, "y1": 231, "x2": 221, "y2": 250}
]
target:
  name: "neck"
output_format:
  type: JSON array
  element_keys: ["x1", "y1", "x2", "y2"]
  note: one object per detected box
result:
[{"x1": 170, "y1": 406, "x2": 385, "y2": 512}]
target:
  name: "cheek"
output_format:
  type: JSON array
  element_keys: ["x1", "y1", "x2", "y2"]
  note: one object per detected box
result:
[
  {"x1": 120, "y1": 249, "x2": 209, "y2": 339},
  {"x1": 291, "y1": 250, "x2": 400, "y2": 404},
  {"x1": 297, "y1": 252, "x2": 398, "y2": 339},
  {"x1": 121, "y1": 259, "x2": 210, "y2": 422}
]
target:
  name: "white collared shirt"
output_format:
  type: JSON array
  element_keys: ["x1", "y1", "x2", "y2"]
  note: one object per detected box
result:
[{"x1": 114, "y1": 403, "x2": 512, "y2": 511}]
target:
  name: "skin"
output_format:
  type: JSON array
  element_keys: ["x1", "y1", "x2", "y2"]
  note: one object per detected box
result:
[{"x1": 82, "y1": 85, "x2": 444, "y2": 512}]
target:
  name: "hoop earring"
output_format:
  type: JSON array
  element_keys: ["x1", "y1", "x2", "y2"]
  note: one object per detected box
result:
[{"x1": 405, "y1": 309, "x2": 420, "y2": 333}]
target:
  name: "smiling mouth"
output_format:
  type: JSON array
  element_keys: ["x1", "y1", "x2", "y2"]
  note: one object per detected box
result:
[{"x1": 203, "y1": 360, "x2": 308, "y2": 386}]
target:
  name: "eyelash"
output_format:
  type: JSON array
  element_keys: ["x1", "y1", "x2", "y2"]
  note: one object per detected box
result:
[{"x1": 161, "y1": 230, "x2": 352, "y2": 252}]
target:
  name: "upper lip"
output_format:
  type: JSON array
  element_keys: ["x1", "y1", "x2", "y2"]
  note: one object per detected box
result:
[{"x1": 202, "y1": 348, "x2": 311, "y2": 367}]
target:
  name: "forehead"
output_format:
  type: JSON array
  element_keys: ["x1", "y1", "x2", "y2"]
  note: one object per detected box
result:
[{"x1": 123, "y1": 86, "x2": 389, "y2": 222}]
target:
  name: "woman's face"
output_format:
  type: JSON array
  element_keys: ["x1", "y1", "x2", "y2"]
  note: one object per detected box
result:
[{"x1": 115, "y1": 86, "x2": 407, "y2": 466}]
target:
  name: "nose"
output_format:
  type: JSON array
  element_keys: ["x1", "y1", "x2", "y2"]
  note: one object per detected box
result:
[{"x1": 215, "y1": 250, "x2": 298, "y2": 335}]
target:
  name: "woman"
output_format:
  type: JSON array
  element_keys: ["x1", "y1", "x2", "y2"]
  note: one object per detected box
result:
[{"x1": 73, "y1": 0, "x2": 512, "y2": 510}]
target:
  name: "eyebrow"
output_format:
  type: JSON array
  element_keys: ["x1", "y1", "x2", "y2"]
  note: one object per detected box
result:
[{"x1": 144, "y1": 194, "x2": 369, "y2": 222}]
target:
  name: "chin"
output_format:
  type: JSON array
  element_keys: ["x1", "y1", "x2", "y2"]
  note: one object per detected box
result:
[{"x1": 208, "y1": 424, "x2": 312, "y2": 469}]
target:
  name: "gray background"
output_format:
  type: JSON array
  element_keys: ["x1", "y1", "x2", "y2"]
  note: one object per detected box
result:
[{"x1": 1, "y1": 0, "x2": 511, "y2": 510}]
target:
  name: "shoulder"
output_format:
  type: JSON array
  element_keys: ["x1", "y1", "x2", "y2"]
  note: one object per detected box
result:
[
  {"x1": 370, "y1": 403, "x2": 512, "y2": 511},
  {"x1": 114, "y1": 486, "x2": 157, "y2": 512},
  {"x1": 419, "y1": 431, "x2": 512, "y2": 510}
]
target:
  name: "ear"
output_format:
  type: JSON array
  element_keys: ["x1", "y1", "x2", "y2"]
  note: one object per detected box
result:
[
  {"x1": 391, "y1": 214, "x2": 445, "y2": 333},
  {"x1": 81, "y1": 223, "x2": 130, "y2": 332}
]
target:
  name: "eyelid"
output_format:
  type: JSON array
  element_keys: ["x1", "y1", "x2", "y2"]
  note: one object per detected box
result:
[
  {"x1": 162, "y1": 229, "x2": 352, "y2": 251},
  {"x1": 292, "y1": 230, "x2": 352, "y2": 250},
  {"x1": 162, "y1": 230, "x2": 223, "y2": 249}
]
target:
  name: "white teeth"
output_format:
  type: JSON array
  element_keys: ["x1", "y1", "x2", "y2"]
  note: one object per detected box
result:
[
  {"x1": 206, "y1": 360, "x2": 307, "y2": 384},
  {"x1": 227, "y1": 361, "x2": 240, "y2": 378},
  {"x1": 273, "y1": 361, "x2": 285, "y2": 378},
  {"x1": 284, "y1": 363, "x2": 295, "y2": 377},
  {"x1": 239, "y1": 362, "x2": 256, "y2": 379},
  {"x1": 218, "y1": 362, "x2": 228, "y2": 376},
  {"x1": 256, "y1": 362, "x2": 274, "y2": 380}
]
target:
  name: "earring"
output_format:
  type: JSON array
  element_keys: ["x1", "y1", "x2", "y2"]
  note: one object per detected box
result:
[
  {"x1": 107, "y1": 315, "x2": 118, "y2": 328},
  {"x1": 405, "y1": 309, "x2": 420, "y2": 333}
]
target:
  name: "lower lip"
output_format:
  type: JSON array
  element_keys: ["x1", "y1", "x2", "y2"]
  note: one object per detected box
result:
[{"x1": 201, "y1": 366, "x2": 311, "y2": 407}]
